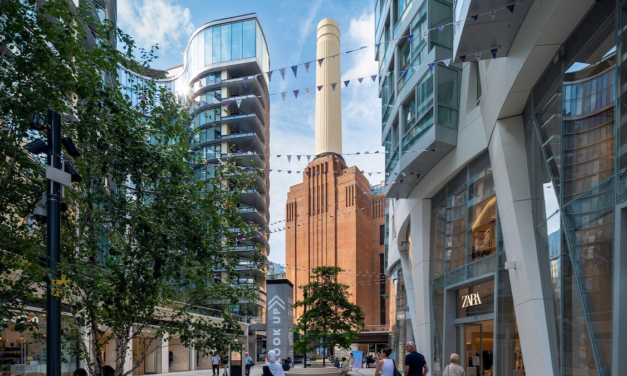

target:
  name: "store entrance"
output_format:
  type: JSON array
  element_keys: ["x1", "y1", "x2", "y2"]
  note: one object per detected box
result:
[{"x1": 457, "y1": 320, "x2": 494, "y2": 376}]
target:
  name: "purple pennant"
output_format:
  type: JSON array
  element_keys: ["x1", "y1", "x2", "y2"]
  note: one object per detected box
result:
[
  {"x1": 399, "y1": 69, "x2": 406, "y2": 75},
  {"x1": 507, "y1": 4, "x2": 515, "y2": 13},
  {"x1": 375, "y1": 43, "x2": 381, "y2": 51},
  {"x1": 428, "y1": 63, "x2": 435, "y2": 70},
  {"x1": 225, "y1": 100, "x2": 231, "y2": 107},
  {"x1": 371, "y1": 75, "x2": 377, "y2": 82},
  {"x1": 281, "y1": 92, "x2": 286, "y2": 101},
  {"x1": 279, "y1": 68, "x2": 286, "y2": 81},
  {"x1": 344, "y1": 80, "x2": 350, "y2": 87},
  {"x1": 470, "y1": 14, "x2": 478, "y2": 21},
  {"x1": 318, "y1": 58, "x2": 324, "y2": 66},
  {"x1": 459, "y1": 55, "x2": 467, "y2": 63},
  {"x1": 331, "y1": 83, "x2": 337, "y2": 91},
  {"x1": 304, "y1": 62, "x2": 311, "y2": 73},
  {"x1": 317, "y1": 85, "x2": 323, "y2": 91},
  {"x1": 291, "y1": 65, "x2": 298, "y2": 78},
  {"x1": 406, "y1": 34, "x2": 414, "y2": 44},
  {"x1": 438, "y1": 25, "x2": 445, "y2": 31},
  {"x1": 358, "y1": 77, "x2": 364, "y2": 83},
  {"x1": 491, "y1": 48, "x2": 499, "y2": 59},
  {"x1": 267, "y1": 71, "x2": 273, "y2": 82},
  {"x1": 293, "y1": 89, "x2": 299, "y2": 98},
  {"x1": 242, "y1": 76, "x2": 248, "y2": 87}
]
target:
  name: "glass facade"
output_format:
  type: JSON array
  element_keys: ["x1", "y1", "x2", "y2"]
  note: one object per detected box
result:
[{"x1": 387, "y1": 263, "x2": 413, "y2": 370}]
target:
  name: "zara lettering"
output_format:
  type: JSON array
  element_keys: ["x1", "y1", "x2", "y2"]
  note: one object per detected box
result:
[{"x1": 461, "y1": 293, "x2": 482, "y2": 308}]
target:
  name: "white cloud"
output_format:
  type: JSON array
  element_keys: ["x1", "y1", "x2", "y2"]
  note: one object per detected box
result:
[{"x1": 117, "y1": 0, "x2": 195, "y2": 53}]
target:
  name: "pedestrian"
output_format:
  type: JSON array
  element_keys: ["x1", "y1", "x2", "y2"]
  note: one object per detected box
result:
[
  {"x1": 212, "y1": 352, "x2": 221, "y2": 376},
  {"x1": 245, "y1": 352, "x2": 254, "y2": 376},
  {"x1": 349, "y1": 353, "x2": 354, "y2": 371},
  {"x1": 404, "y1": 342, "x2": 428, "y2": 376},
  {"x1": 221, "y1": 351, "x2": 229, "y2": 376},
  {"x1": 262, "y1": 350, "x2": 285, "y2": 376},
  {"x1": 73, "y1": 368, "x2": 88, "y2": 376},
  {"x1": 102, "y1": 366, "x2": 115, "y2": 376},
  {"x1": 334, "y1": 357, "x2": 340, "y2": 368},
  {"x1": 282, "y1": 358, "x2": 290, "y2": 371},
  {"x1": 342, "y1": 357, "x2": 349, "y2": 369},
  {"x1": 442, "y1": 353, "x2": 464, "y2": 376},
  {"x1": 374, "y1": 348, "x2": 395, "y2": 376},
  {"x1": 287, "y1": 357, "x2": 293, "y2": 369}
]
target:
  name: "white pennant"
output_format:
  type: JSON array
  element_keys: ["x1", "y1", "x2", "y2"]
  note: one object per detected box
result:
[
  {"x1": 489, "y1": 10, "x2": 496, "y2": 21},
  {"x1": 236, "y1": 99, "x2": 242, "y2": 108},
  {"x1": 306, "y1": 88, "x2": 310, "y2": 97},
  {"x1": 475, "y1": 52, "x2": 482, "y2": 61},
  {"x1": 422, "y1": 30, "x2": 429, "y2": 41},
  {"x1": 443, "y1": 59, "x2": 451, "y2": 67},
  {"x1": 454, "y1": 20, "x2": 463, "y2": 31}
]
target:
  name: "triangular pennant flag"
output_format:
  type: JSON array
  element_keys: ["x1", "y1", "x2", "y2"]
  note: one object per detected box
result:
[
  {"x1": 317, "y1": 85, "x2": 323, "y2": 91},
  {"x1": 475, "y1": 52, "x2": 481, "y2": 61},
  {"x1": 287, "y1": 155, "x2": 292, "y2": 162},
  {"x1": 428, "y1": 63, "x2": 435, "y2": 71},
  {"x1": 438, "y1": 25, "x2": 445, "y2": 31},
  {"x1": 225, "y1": 100, "x2": 231, "y2": 107},
  {"x1": 306, "y1": 88, "x2": 311, "y2": 97},
  {"x1": 491, "y1": 48, "x2": 498, "y2": 59},
  {"x1": 422, "y1": 30, "x2": 429, "y2": 41},
  {"x1": 399, "y1": 69, "x2": 406, "y2": 75},
  {"x1": 297, "y1": 155, "x2": 301, "y2": 161},
  {"x1": 406, "y1": 34, "x2": 414, "y2": 44},
  {"x1": 294, "y1": 89, "x2": 299, "y2": 98},
  {"x1": 331, "y1": 83, "x2": 337, "y2": 91},
  {"x1": 279, "y1": 68, "x2": 286, "y2": 81},
  {"x1": 236, "y1": 99, "x2": 242, "y2": 108},
  {"x1": 375, "y1": 43, "x2": 381, "y2": 51},
  {"x1": 209, "y1": 76, "x2": 215, "y2": 84},
  {"x1": 413, "y1": 66, "x2": 420, "y2": 71},
  {"x1": 443, "y1": 59, "x2": 451, "y2": 67},
  {"x1": 459, "y1": 55, "x2": 467, "y2": 63},
  {"x1": 470, "y1": 15, "x2": 479, "y2": 21},
  {"x1": 489, "y1": 10, "x2": 496, "y2": 21},
  {"x1": 281, "y1": 92, "x2": 286, "y2": 101},
  {"x1": 304, "y1": 62, "x2": 311, "y2": 73},
  {"x1": 198, "y1": 80, "x2": 203, "y2": 88},
  {"x1": 385, "y1": 71, "x2": 392, "y2": 76},
  {"x1": 454, "y1": 20, "x2": 463, "y2": 31},
  {"x1": 371, "y1": 75, "x2": 377, "y2": 81},
  {"x1": 507, "y1": 4, "x2": 515, "y2": 13},
  {"x1": 306, "y1": 155, "x2": 311, "y2": 161},
  {"x1": 288, "y1": 171, "x2": 292, "y2": 174},
  {"x1": 267, "y1": 71, "x2": 273, "y2": 82},
  {"x1": 318, "y1": 58, "x2": 324, "y2": 66},
  {"x1": 358, "y1": 77, "x2": 364, "y2": 83},
  {"x1": 243, "y1": 77, "x2": 248, "y2": 87},
  {"x1": 291, "y1": 65, "x2": 298, "y2": 78},
  {"x1": 344, "y1": 80, "x2": 350, "y2": 87},
  {"x1": 213, "y1": 97, "x2": 220, "y2": 104}
]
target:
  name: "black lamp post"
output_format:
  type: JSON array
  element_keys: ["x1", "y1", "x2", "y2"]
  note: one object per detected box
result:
[{"x1": 303, "y1": 288, "x2": 307, "y2": 369}]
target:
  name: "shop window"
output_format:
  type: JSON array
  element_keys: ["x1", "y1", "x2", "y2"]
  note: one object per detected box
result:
[
  {"x1": 468, "y1": 168, "x2": 496, "y2": 263},
  {"x1": 445, "y1": 184, "x2": 467, "y2": 271}
]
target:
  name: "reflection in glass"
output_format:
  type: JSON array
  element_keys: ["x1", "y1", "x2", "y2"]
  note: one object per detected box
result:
[
  {"x1": 468, "y1": 168, "x2": 496, "y2": 263},
  {"x1": 445, "y1": 185, "x2": 467, "y2": 271},
  {"x1": 534, "y1": 81, "x2": 563, "y2": 196},
  {"x1": 221, "y1": 24, "x2": 231, "y2": 62},
  {"x1": 231, "y1": 22, "x2": 243, "y2": 60},
  {"x1": 212, "y1": 26, "x2": 221, "y2": 63},
  {"x1": 242, "y1": 20, "x2": 256, "y2": 58},
  {"x1": 496, "y1": 271, "x2": 525, "y2": 376},
  {"x1": 431, "y1": 202, "x2": 446, "y2": 278}
]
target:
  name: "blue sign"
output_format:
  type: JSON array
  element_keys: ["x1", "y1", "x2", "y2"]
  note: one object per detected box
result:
[{"x1": 352, "y1": 351, "x2": 363, "y2": 369}]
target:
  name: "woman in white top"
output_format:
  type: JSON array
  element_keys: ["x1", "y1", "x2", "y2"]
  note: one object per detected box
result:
[
  {"x1": 375, "y1": 348, "x2": 395, "y2": 376},
  {"x1": 443, "y1": 353, "x2": 465, "y2": 376},
  {"x1": 349, "y1": 353, "x2": 354, "y2": 371}
]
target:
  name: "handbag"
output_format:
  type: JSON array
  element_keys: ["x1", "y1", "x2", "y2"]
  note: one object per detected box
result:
[{"x1": 392, "y1": 360, "x2": 402, "y2": 376}]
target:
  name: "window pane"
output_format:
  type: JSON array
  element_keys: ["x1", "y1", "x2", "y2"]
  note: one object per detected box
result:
[
  {"x1": 437, "y1": 66, "x2": 458, "y2": 108},
  {"x1": 204, "y1": 29, "x2": 212, "y2": 65},
  {"x1": 231, "y1": 22, "x2": 243, "y2": 60},
  {"x1": 212, "y1": 26, "x2": 221, "y2": 63},
  {"x1": 468, "y1": 168, "x2": 496, "y2": 263},
  {"x1": 243, "y1": 20, "x2": 256, "y2": 58},
  {"x1": 221, "y1": 24, "x2": 231, "y2": 62}
]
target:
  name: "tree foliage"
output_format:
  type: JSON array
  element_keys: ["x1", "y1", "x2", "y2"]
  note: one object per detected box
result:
[
  {"x1": 0, "y1": 1, "x2": 264, "y2": 376},
  {"x1": 292, "y1": 267, "x2": 365, "y2": 367}
]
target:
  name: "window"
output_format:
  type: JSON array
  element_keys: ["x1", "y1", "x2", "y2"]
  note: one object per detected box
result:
[
  {"x1": 242, "y1": 20, "x2": 256, "y2": 58},
  {"x1": 231, "y1": 22, "x2": 243, "y2": 60},
  {"x1": 220, "y1": 24, "x2": 232, "y2": 62},
  {"x1": 204, "y1": 28, "x2": 213, "y2": 65},
  {"x1": 380, "y1": 224, "x2": 385, "y2": 245},
  {"x1": 437, "y1": 66, "x2": 458, "y2": 129}
]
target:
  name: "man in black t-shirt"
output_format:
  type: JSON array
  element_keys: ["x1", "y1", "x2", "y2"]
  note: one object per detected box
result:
[{"x1": 404, "y1": 342, "x2": 428, "y2": 376}]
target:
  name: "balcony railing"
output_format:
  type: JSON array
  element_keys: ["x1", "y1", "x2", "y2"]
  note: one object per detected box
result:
[{"x1": 362, "y1": 325, "x2": 388, "y2": 332}]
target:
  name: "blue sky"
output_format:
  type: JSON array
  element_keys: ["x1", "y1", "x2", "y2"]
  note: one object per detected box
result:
[{"x1": 118, "y1": 0, "x2": 385, "y2": 265}]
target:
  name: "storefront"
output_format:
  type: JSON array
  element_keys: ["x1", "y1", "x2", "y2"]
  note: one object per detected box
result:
[{"x1": 386, "y1": 264, "x2": 413, "y2": 369}]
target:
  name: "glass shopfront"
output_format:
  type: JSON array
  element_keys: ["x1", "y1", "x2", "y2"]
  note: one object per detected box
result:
[
  {"x1": 429, "y1": 153, "x2": 524, "y2": 376},
  {"x1": 387, "y1": 263, "x2": 413, "y2": 369}
]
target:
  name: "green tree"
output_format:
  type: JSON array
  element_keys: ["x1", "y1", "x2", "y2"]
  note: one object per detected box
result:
[
  {"x1": 0, "y1": 1, "x2": 264, "y2": 376},
  {"x1": 292, "y1": 267, "x2": 365, "y2": 367}
]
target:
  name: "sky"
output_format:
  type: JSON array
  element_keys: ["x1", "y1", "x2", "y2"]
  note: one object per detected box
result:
[{"x1": 117, "y1": 0, "x2": 385, "y2": 266}]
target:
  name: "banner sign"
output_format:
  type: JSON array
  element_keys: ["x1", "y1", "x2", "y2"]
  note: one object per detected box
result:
[{"x1": 352, "y1": 351, "x2": 363, "y2": 369}]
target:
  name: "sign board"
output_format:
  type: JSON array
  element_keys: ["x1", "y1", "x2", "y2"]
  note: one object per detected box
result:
[
  {"x1": 461, "y1": 293, "x2": 482, "y2": 308},
  {"x1": 352, "y1": 351, "x2": 363, "y2": 369},
  {"x1": 266, "y1": 279, "x2": 294, "y2": 359}
]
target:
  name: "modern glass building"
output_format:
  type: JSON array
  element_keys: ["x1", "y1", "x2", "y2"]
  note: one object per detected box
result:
[
  {"x1": 156, "y1": 14, "x2": 271, "y2": 325},
  {"x1": 379, "y1": 0, "x2": 627, "y2": 375}
]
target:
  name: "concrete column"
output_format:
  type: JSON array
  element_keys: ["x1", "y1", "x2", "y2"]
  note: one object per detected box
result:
[
  {"x1": 408, "y1": 200, "x2": 432, "y2": 364},
  {"x1": 161, "y1": 333, "x2": 169, "y2": 374},
  {"x1": 398, "y1": 250, "x2": 418, "y2": 347},
  {"x1": 487, "y1": 116, "x2": 556, "y2": 376},
  {"x1": 314, "y1": 18, "x2": 342, "y2": 155}
]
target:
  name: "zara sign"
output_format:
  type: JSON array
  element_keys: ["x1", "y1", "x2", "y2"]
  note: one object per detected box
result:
[{"x1": 461, "y1": 293, "x2": 482, "y2": 308}]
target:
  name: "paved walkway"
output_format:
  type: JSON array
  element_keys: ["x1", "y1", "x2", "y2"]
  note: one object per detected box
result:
[{"x1": 161, "y1": 364, "x2": 377, "y2": 376}]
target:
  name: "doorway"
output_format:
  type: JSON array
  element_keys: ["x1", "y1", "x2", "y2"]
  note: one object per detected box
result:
[{"x1": 457, "y1": 320, "x2": 494, "y2": 376}]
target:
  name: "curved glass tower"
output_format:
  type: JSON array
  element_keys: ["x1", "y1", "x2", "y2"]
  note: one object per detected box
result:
[{"x1": 157, "y1": 14, "x2": 270, "y2": 324}]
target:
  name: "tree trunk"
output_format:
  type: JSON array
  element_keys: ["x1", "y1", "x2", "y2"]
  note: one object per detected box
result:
[{"x1": 322, "y1": 338, "x2": 325, "y2": 368}]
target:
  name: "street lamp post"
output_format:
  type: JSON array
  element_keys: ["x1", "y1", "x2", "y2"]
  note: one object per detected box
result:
[
  {"x1": 46, "y1": 111, "x2": 62, "y2": 376},
  {"x1": 303, "y1": 288, "x2": 307, "y2": 369}
]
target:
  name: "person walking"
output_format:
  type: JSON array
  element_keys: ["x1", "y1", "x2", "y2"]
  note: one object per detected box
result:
[
  {"x1": 442, "y1": 354, "x2": 465, "y2": 376},
  {"x1": 245, "y1": 352, "x2": 254, "y2": 376},
  {"x1": 262, "y1": 350, "x2": 285, "y2": 376},
  {"x1": 404, "y1": 342, "x2": 429, "y2": 376},
  {"x1": 375, "y1": 348, "x2": 395, "y2": 376},
  {"x1": 349, "y1": 353, "x2": 355, "y2": 371},
  {"x1": 221, "y1": 351, "x2": 229, "y2": 376},
  {"x1": 212, "y1": 352, "x2": 221, "y2": 376}
]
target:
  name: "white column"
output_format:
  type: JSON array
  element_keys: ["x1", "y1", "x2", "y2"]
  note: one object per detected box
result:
[
  {"x1": 488, "y1": 116, "x2": 557, "y2": 376},
  {"x1": 161, "y1": 333, "x2": 169, "y2": 374}
]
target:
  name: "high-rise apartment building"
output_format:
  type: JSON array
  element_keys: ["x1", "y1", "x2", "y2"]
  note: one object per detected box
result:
[
  {"x1": 285, "y1": 19, "x2": 388, "y2": 330},
  {"x1": 378, "y1": 0, "x2": 627, "y2": 375}
]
